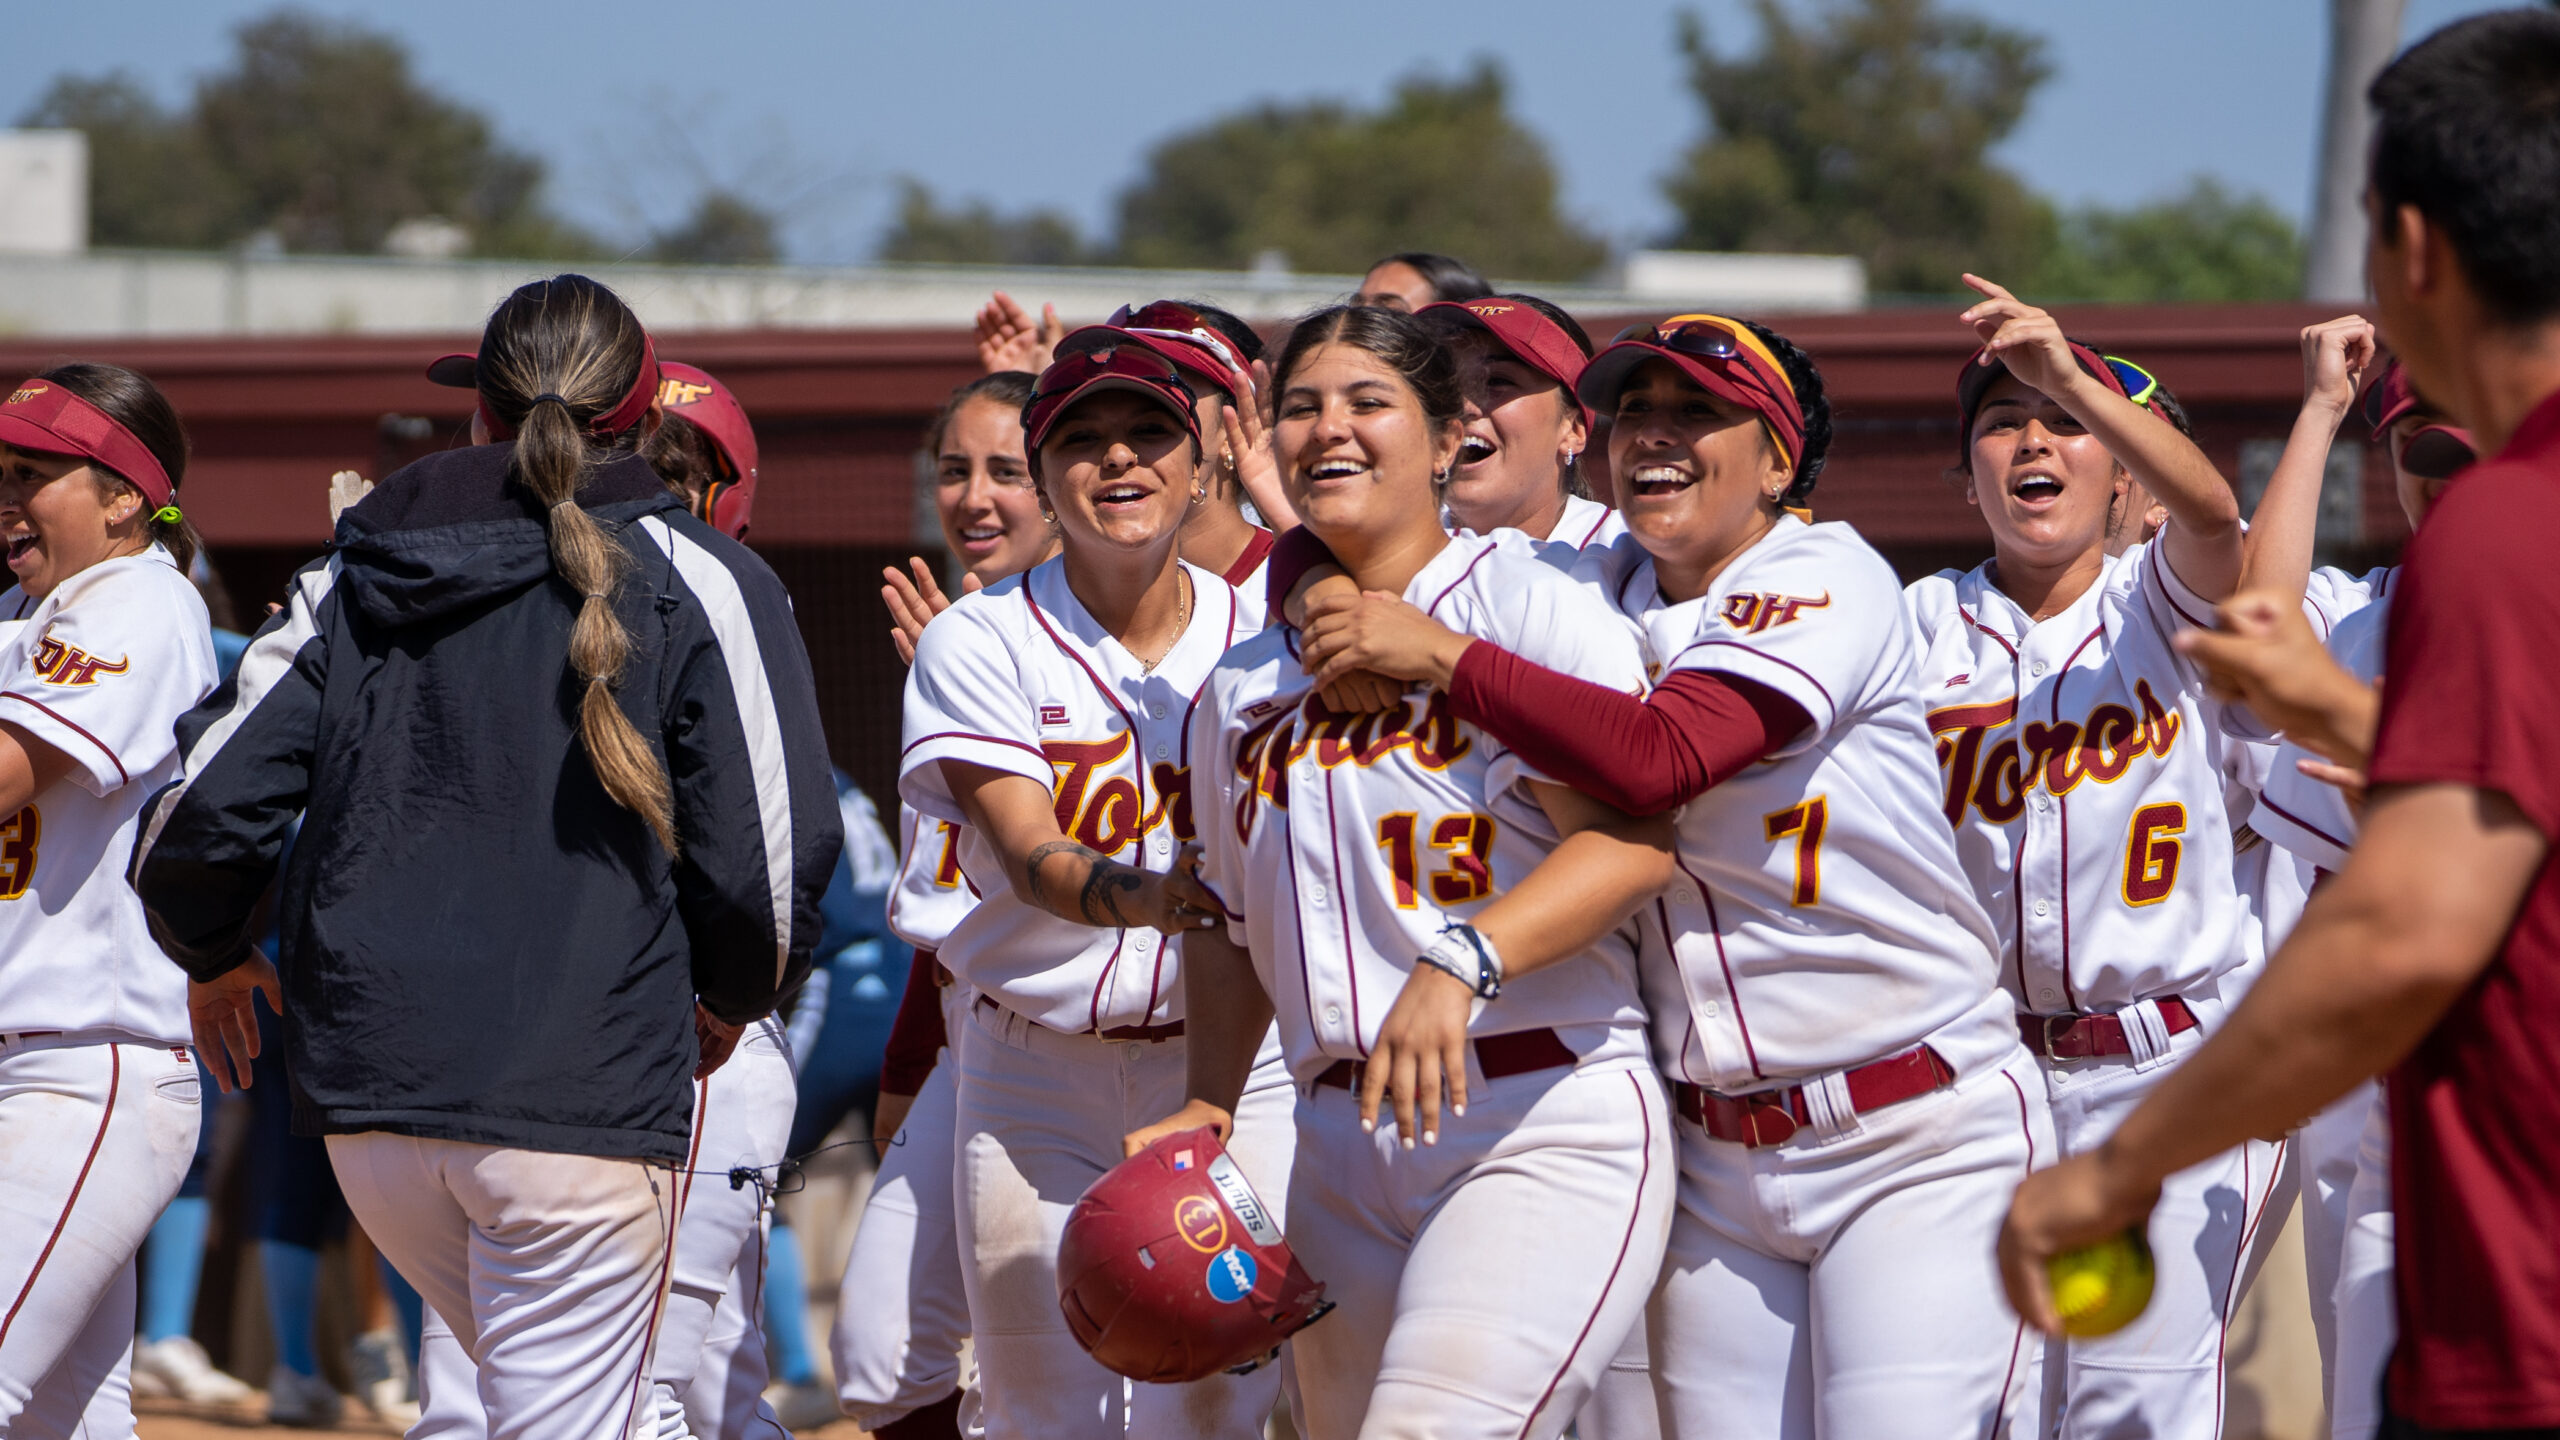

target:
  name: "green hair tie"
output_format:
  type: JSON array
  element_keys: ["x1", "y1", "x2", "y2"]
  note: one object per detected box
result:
[{"x1": 150, "y1": 505, "x2": 183, "y2": 525}]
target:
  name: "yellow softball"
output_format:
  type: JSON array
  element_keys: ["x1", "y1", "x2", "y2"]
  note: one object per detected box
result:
[{"x1": 2047, "y1": 1227, "x2": 2155, "y2": 1338}]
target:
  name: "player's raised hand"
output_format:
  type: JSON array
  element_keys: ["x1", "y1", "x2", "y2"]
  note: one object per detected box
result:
[
  {"x1": 883, "y1": 557, "x2": 980, "y2": 665},
  {"x1": 1958, "y1": 275, "x2": 2082, "y2": 401},
  {"x1": 1223, "y1": 399, "x2": 1298, "y2": 532},
  {"x1": 974, "y1": 292, "x2": 1064, "y2": 376},
  {"x1": 2175, "y1": 592, "x2": 2379, "y2": 769},
  {"x1": 1122, "y1": 1099, "x2": 1237, "y2": 1158},
  {"x1": 1998, "y1": 1152, "x2": 2164, "y2": 1335},
  {"x1": 2300, "y1": 315, "x2": 2377, "y2": 416},
  {"x1": 1359, "y1": 963, "x2": 1473, "y2": 1149},
  {"x1": 190, "y1": 948, "x2": 282, "y2": 1093},
  {"x1": 1302, "y1": 590, "x2": 1475, "y2": 697}
]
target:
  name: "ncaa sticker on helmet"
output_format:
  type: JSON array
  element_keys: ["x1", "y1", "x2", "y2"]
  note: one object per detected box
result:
[{"x1": 1057, "y1": 1127, "x2": 1332, "y2": 1383}]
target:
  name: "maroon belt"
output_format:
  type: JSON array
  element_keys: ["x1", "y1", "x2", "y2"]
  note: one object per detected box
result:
[
  {"x1": 1673, "y1": 1045, "x2": 1954, "y2": 1148},
  {"x1": 2017, "y1": 998, "x2": 2198, "y2": 1062},
  {"x1": 1311, "y1": 1027, "x2": 1578, "y2": 1092},
  {"x1": 976, "y1": 993, "x2": 1184, "y2": 1043}
]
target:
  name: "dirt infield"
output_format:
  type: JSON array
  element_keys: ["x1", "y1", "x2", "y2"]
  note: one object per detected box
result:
[{"x1": 135, "y1": 1401, "x2": 873, "y2": 1438}]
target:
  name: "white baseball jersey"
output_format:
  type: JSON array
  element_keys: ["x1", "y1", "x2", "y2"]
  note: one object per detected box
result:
[
  {"x1": 0, "y1": 548, "x2": 215, "y2": 1043},
  {"x1": 901, "y1": 557, "x2": 1260, "y2": 1033},
  {"x1": 1189, "y1": 531, "x2": 1654, "y2": 1083},
  {"x1": 1447, "y1": 491, "x2": 1625, "y2": 552},
  {"x1": 1906, "y1": 542, "x2": 2250, "y2": 1018},
  {"x1": 887, "y1": 803, "x2": 976, "y2": 954},
  {"x1": 1568, "y1": 518, "x2": 2016, "y2": 1090},
  {"x1": 2256, "y1": 572, "x2": 2394, "y2": 875}
]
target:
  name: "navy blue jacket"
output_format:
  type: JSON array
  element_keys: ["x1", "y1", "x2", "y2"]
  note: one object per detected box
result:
[{"x1": 131, "y1": 444, "x2": 841, "y2": 1160}]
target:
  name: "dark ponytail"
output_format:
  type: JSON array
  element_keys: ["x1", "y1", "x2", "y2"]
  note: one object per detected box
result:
[
  {"x1": 38, "y1": 362, "x2": 200, "y2": 572},
  {"x1": 1736, "y1": 320, "x2": 1832, "y2": 506},
  {"x1": 473, "y1": 275, "x2": 676, "y2": 855}
]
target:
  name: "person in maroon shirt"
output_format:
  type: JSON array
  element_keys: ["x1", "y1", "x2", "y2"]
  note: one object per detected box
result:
[{"x1": 1998, "y1": 11, "x2": 2560, "y2": 1436}]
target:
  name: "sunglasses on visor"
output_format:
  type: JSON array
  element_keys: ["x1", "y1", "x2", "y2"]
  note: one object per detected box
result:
[
  {"x1": 1106, "y1": 301, "x2": 1245, "y2": 378},
  {"x1": 1616, "y1": 316, "x2": 1753, "y2": 361},
  {"x1": 2101, "y1": 355, "x2": 2161, "y2": 407}
]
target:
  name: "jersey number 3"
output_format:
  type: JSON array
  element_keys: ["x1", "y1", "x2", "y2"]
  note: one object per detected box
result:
[
  {"x1": 1378, "y1": 813, "x2": 1497, "y2": 908},
  {"x1": 0, "y1": 805, "x2": 39, "y2": 901}
]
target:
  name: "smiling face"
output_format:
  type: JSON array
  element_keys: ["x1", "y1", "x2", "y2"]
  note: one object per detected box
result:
[
  {"x1": 1963, "y1": 370, "x2": 2128, "y2": 571},
  {"x1": 1275, "y1": 341, "x2": 1461, "y2": 548},
  {"x1": 936, "y1": 396, "x2": 1052, "y2": 584},
  {"x1": 1441, "y1": 329, "x2": 1588, "y2": 539},
  {"x1": 1034, "y1": 389, "x2": 1198, "y2": 562},
  {"x1": 0, "y1": 446, "x2": 148, "y2": 598},
  {"x1": 1607, "y1": 359, "x2": 1787, "y2": 599}
]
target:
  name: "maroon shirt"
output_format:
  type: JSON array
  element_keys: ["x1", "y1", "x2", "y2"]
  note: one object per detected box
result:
[{"x1": 2369, "y1": 386, "x2": 2560, "y2": 1430}]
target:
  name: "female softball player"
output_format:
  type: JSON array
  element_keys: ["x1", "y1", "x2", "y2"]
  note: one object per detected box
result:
[
  {"x1": 1133, "y1": 304, "x2": 1677, "y2": 1440},
  {"x1": 131, "y1": 274, "x2": 841, "y2": 1440},
  {"x1": 410, "y1": 357, "x2": 807, "y2": 1440},
  {"x1": 1285, "y1": 312, "x2": 2051, "y2": 1438},
  {"x1": 837, "y1": 371, "x2": 1048, "y2": 1440},
  {"x1": 899, "y1": 333, "x2": 1286, "y2": 1439},
  {"x1": 1906, "y1": 276, "x2": 2281, "y2": 1438},
  {"x1": 1426, "y1": 294, "x2": 1616, "y2": 547},
  {"x1": 0, "y1": 363, "x2": 215, "y2": 1434}
]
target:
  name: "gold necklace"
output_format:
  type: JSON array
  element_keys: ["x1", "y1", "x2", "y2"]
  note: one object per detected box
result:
[{"x1": 1138, "y1": 570, "x2": 1190, "y2": 675}]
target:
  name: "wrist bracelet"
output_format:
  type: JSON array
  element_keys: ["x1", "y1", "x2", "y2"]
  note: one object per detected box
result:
[{"x1": 1417, "y1": 922, "x2": 1502, "y2": 1001}]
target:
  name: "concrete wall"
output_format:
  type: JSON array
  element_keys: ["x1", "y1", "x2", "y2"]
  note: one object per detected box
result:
[
  {"x1": 0, "y1": 131, "x2": 86, "y2": 256},
  {"x1": 0, "y1": 248, "x2": 1864, "y2": 339}
]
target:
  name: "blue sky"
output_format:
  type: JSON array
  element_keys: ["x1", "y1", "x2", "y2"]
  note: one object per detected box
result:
[{"x1": 16, "y1": 0, "x2": 2512, "y2": 264}]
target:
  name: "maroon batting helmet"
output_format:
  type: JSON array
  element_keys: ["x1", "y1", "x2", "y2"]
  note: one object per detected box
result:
[{"x1": 1057, "y1": 1127, "x2": 1331, "y2": 1383}]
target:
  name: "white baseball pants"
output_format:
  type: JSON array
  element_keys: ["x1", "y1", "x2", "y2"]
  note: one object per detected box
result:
[
  {"x1": 2328, "y1": 1090, "x2": 2394, "y2": 1440},
  {"x1": 0, "y1": 1036, "x2": 196, "y2": 1439},
  {"x1": 832, "y1": 1051, "x2": 976, "y2": 1431},
  {"x1": 1650, "y1": 1049, "x2": 2049, "y2": 1440},
  {"x1": 953, "y1": 1001, "x2": 1295, "y2": 1440},
  {"x1": 1283, "y1": 1058, "x2": 1675, "y2": 1440},
  {"x1": 2039, "y1": 1024, "x2": 2297, "y2": 1440},
  {"x1": 410, "y1": 1020, "x2": 796, "y2": 1440},
  {"x1": 1574, "y1": 1314, "x2": 1662, "y2": 1440},
  {"x1": 2296, "y1": 1079, "x2": 2373, "y2": 1397},
  {"x1": 330, "y1": 1132, "x2": 678, "y2": 1440}
]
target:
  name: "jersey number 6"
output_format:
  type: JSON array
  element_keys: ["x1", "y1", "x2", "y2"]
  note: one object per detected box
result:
[
  {"x1": 1377, "y1": 812, "x2": 1498, "y2": 908},
  {"x1": 2122, "y1": 802, "x2": 2186, "y2": 907}
]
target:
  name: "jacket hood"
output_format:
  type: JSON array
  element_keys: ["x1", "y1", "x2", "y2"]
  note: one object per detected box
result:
[{"x1": 332, "y1": 443, "x2": 684, "y2": 628}]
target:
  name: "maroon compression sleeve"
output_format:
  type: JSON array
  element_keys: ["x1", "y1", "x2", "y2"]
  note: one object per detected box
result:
[
  {"x1": 1263, "y1": 524, "x2": 1340, "y2": 619},
  {"x1": 1447, "y1": 644, "x2": 1810, "y2": 816},
  {"x1": 878, "y1": 950, "x2": 949, "y2": 1098}
]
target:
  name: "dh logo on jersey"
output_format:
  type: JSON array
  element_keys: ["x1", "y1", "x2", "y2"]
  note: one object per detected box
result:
[
  {"x1": 31, "y1": 635, "x2": 130, "y2": 687},
  {"x1": 1720, "y1": 591, "x2": 1830, "y2": 634},
  {"x1": 1927, "y1": 679, "x2": 2181, "y2": 825},
  {"x1": 658, "y1": 378, "x2": 715, "y2": 407},
  {"x1": 1173, "y1": 1194, "x2": 1229, "y2": 1254}
]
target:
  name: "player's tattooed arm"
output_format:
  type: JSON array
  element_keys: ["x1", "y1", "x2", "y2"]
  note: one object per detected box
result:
[{"x1": 1024, "y1": 839, "x2": 1148, "y2": 927}]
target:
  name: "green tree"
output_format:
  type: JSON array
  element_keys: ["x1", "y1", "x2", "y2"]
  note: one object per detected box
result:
[
  {"x1": 878, "y1": 180, "x2": 1091, "y2": 266},
  {"x1": 23, "y1": 9, "x2": 595, "y2": 258},
  {"x1": 1112, "y1": 59, "x2": 1605, "y2": 280},
  {"x1": 18, "y1": 73, "x2": 235, "y2": 249},
  {"x1": 2032, "y1": 179, "x2": 2305, "y2": 303},
  {"x1": 194, "y1": 11, "x2": 588, "y2": 256},
  {"x1": 1660, "y1": 0, "x2": 2054, "y2": 295},
  {"x1": 651, "y1": 190, "x2": 783, "y2": 266}
]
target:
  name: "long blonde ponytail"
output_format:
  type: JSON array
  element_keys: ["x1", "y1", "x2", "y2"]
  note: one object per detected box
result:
[{"x1": 474, "y1": 276, "x2": 677, "y2": 855}]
